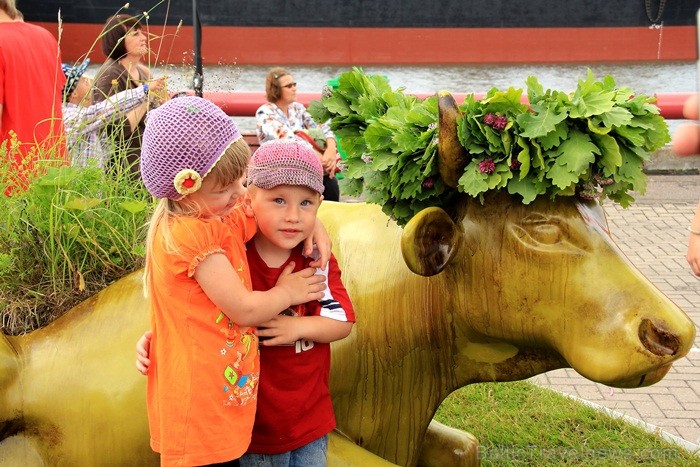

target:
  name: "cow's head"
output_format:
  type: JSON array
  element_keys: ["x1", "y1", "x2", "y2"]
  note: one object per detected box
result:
[{"x1": 400, "y1": 98, "x2": 696, "y2": 388}]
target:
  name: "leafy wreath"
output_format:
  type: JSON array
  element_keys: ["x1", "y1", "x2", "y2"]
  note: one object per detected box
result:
[{"x1": 309, "y1": 68, "x2": 669, "y2": 227}]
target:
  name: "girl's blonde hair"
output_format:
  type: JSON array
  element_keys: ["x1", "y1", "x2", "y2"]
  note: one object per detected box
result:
[{"x1": 143, "y1": 137, "x2": 250, "y2": 294}]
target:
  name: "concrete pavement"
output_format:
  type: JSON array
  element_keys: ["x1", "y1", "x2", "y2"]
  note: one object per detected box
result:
[{"x1": 530, "y1": 173, "x2": 700, "y2": 449}]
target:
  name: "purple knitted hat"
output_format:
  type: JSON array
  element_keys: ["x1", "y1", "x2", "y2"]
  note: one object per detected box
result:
[
  {"x1": 247, "y1": 140, "x2": 324, "y2": 194},
  {"x1": 140, "y1": 96, "x2": 242, "y2": 199}
]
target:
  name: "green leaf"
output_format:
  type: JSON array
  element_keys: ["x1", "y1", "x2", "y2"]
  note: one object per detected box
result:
[
  {"x1": 507, "y1": 176, "x2": 547, "y2": 204},
  {"x1": 64, "y1": 197, "x2": 102, "y2": 211},
  {"x1": 517, "y1": 102, "x2": 568, "y2": 138},
  {"x1": 487, "y1": 163, "x2": 513, "y2": 189},
  {"x1": 364, "y1": 122, "x2": 396, "y2": 152},
  {"x1": 458, "y1": 162, "x2": 490, "y2": 197},
  {"x1": 307, "y1": 100, "x2": 331, "y2": 123},
  {"x1": 537, "y1": 122, "x2": 569, "y2": 151},
  {"x1": 554, "y1": 129, "x2": 599, "y2": 174},
  {"x1": 613, "y1": 126, "x2": 646, "y2": 147},
  {"x1": 591, "y1": 133, "x2": 622, "y2": 176},
  {"x1": 595, "y1": 106, "x2": 633, "y2": 129},
  {"x1": 369, "y1": 150, "x2": 398, "y2": 172},
  {"x1": 516, "y1": 137, "x2": 531, "y2": 179},
  {"x1": 525, "y1": 75, "x2": 545, "y2": 103},
  {"x1": 324, "y1": 95, "x2": 353, "y2": 117},
  {"x1": 119, "y1": 200, "x2": 149, "y2": 214},
  {"x1": 569, "y1": 70, "x2": 616, "y2": 118}
]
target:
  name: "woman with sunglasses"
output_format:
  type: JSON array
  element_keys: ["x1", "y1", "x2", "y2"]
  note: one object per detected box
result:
[{"x1": 255, "y1": 67, "x2": 340, "y2": 201}]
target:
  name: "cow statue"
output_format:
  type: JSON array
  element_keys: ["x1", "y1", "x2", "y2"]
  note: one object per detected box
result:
[{"x1": 0, "y1": 187, "x2": 695, "y2": 465}]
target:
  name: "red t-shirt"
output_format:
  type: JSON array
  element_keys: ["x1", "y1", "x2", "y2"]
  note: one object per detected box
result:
[
  {"x1": 0, "y1": 21, "x2": 66, "y2": 190},
  {"x1": 246, "y1": 243, "x2": 355, "y2": 454}
]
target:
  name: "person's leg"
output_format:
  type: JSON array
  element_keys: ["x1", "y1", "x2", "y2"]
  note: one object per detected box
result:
[
  {"x1": 289, "y1": 434, "x2": 328, "y2": 467},
  {"x1": 239, "y1": 452, "x2": 290, "y2": 467},
  {"x1": 322, "y1": 175, "x2": 340, "y2": 202}
]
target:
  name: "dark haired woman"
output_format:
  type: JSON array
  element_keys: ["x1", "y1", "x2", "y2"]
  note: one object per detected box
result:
[
  {"x1": 255, "y1": 67, "x2": 340, "y2": 201},
  {"x1": 92, "y1": 14, "x2": 164, "y2": 175}
]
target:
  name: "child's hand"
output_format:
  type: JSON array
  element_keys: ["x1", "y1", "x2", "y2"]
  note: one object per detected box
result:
[
  {"x1": 305, "y1": 218, "x2": 331, "y2": 268},
  {"x1": 257, "y1": 314, "x2": 301, "y2": 346},
  {"x1": 276, "y1": 263, "x2": 325, "y2": 305},
  {"x1": 135, "y1": 330, "x2": 153, "y2": 376}
]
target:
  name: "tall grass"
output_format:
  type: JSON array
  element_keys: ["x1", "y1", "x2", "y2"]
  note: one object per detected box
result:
[{"x1": 0, "y1": 142, "x2": 152, "y2": 334}]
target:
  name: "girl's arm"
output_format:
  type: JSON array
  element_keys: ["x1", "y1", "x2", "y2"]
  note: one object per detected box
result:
[
  {"x1": 194, "y1": 253, "x2": 326, "y2": 326},
  {"x1": 303, "y1": 217, "x2": 331, "y2": 269}
]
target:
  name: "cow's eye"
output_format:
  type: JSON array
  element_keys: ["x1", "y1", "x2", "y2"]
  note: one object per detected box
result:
[{"x1": 511, "y1": 215, "x2": 587, "y2": 255}]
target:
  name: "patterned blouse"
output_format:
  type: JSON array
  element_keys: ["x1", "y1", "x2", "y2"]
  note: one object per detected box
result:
[{"x1": 255, "y1": 101, "x2": 334, "y2": 146}]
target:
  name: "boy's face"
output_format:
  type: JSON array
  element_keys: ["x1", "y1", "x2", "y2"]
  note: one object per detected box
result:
[
  {"x1": 183, "y1": 173, "x2": 246, "y2": 218},
  {"x1": 246, "y1": 184, "x2": 322, "y2": 251}
]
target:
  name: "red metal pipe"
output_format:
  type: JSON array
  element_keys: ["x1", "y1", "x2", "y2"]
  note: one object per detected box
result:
[{"x1": 197, "y1": 91, "x2": 693, "y2": 120}]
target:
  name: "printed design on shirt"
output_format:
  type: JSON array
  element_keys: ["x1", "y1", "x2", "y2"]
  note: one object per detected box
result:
[{"x1": 219, "y1": 320, "x2": 259, "y2": 407}]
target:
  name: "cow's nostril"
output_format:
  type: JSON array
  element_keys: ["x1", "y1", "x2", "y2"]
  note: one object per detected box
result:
[{"x1": 638, "y1": 318, "x2": 680, "y2": 356}]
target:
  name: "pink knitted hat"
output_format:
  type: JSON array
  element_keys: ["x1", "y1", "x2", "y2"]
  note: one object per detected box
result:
[
  {"x1": 140, "y1": 96, "x2": 242, "y2": 200},
  {"x1": 247, "y1": 139, "x2": 325, "y2": 194}
]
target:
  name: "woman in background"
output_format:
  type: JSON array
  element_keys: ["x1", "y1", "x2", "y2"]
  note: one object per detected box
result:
[
  {"x1": 92, "y1": 14, "x2": 165, "y2": 175},
  {"x1": 255, "y1": 67, "x2": 340, "y2": 201}
]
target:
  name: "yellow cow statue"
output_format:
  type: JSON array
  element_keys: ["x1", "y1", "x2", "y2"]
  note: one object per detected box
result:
[{"x1": 0, "y1": 191, "x2": 695, "y2": 466}]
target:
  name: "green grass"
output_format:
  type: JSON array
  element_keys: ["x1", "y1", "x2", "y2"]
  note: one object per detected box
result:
[
  {"x1": 0, "y1": 149, "x2": 153, "y2": 335},
  {"x1": 434, "y1": 381, "x2": 700, "y2": 466}
]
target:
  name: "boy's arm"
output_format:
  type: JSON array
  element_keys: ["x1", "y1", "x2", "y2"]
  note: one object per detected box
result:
[
  {"x1": 194, "y1": 253, "x2": 326, "y2": 326},
  {"x1": 135, "y1": 330, "x2": 152, "y2": 375},
  {"x1": 258, "y1": 315, "x2": 352, "y2": 346}
]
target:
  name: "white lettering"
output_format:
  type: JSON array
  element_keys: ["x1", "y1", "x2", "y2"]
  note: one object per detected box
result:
[{"x1": 295, "y1": 339, "x2": 315, "y2": 353}]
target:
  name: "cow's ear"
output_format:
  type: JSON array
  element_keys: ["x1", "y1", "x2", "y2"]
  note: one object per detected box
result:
[{"x1": 401, "y1": 207, "x2": 461, "y2": 276}]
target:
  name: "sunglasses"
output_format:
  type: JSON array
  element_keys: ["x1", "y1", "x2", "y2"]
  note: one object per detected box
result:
[{"x1": 282, "y1": 82, "x2": 297, "y2": 89}]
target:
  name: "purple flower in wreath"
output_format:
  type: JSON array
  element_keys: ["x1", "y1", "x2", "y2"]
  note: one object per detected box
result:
[
  {"x1": 492, "y1": 115, "x2": 508, "y2": 131},
  {"x1": 478, "y1": 159, "x2": 496, "y2": 174}
]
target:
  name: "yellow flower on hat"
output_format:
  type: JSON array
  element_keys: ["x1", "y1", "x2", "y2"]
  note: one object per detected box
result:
[{"x1": 173, "y1": 169, "x2": 202, "y2": 196}]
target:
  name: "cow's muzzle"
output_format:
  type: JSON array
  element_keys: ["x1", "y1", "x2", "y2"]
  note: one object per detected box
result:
[{"x1": 638, "y1": 318, "x2": 681, "y2": 357}]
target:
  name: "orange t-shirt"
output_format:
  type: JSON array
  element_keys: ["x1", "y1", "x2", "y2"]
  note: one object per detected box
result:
[{"x1": 146, "y1": 207, "x2": 258, "y2": 466}]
